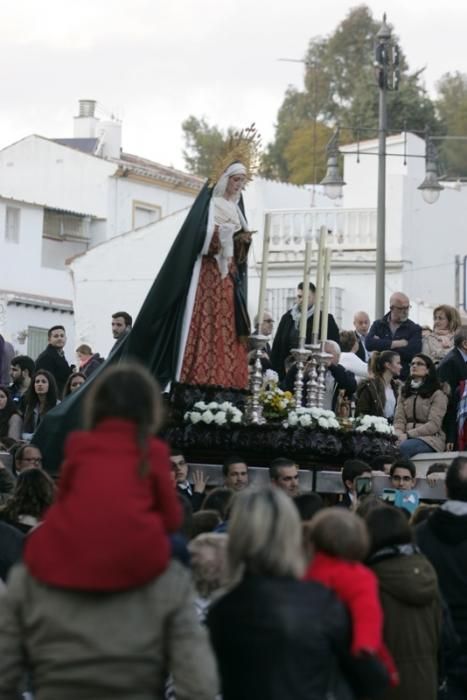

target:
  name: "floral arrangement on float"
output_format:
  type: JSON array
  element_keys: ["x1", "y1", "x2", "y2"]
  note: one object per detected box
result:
[
  {"x1": 352, "y1": 415, "x2": 394, "y2": 436},
  {"x1": 283, "y1": 407, "x2": 341, "y2": 431},
  {"x1": 184, "y1": 401, "x2": 243, "y2": 427},
  {"x1": 258, "y1": 370, "x2": 295, "y2": 419}
]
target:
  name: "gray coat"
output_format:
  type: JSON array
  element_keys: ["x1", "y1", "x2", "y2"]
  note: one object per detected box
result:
[{"x1": 0, "y1": 561, "x2": 219, "y2": 700}]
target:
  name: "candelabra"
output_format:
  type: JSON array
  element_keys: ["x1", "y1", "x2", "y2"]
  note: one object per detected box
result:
[
  {"x1": 244, "y1": 334, "x2": 269, "y2": 424},
  {"x1": 305, "y1": 341, "x2": 321, "y2": 407},
  {"x1": 315, "y1": 342, "x2": 333, "y2": 409},
  {"x1": 290, "y1": 346, "x2": 311, "y2": 407}
]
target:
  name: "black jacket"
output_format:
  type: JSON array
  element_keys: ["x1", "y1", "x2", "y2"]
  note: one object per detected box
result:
[
  {"x1": 271, "y1": 310, "x2": 340, "y2": 380},
  {"x1": 207, "y1": 574, "x2": 356, "y2": 700},
  {"x1": 366, "y1": 313, "x2": 422, "y2": 380},
  {"x1": 437, "y1": 347, "x2": 467, "y2": 399},
  {"x1": 35, "y1": 345, "x2": 71, "y2": 396},
  {"x1": 438, "y1": 348, "x2": 467, "y2": 446},
  {"x1": 416, "y1": 507, "x2": 467, "y2": 656},
  {"x1": 0, "y1": 521, "x2": 24, "y2": 581}
]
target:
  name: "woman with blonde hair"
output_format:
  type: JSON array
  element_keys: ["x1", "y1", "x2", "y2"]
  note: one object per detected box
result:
[
  {"x1": 422, "y1": 304, "x2": 461, "y2": 366},
  {"x1": 207, "y1": 487, "x2": 364, "y2": 700}
]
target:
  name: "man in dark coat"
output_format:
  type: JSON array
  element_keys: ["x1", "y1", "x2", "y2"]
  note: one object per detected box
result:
[
  {"x1": 438, "y1": 328, "x2": 467, "y2": 448},
  {"x1": 416, "y1": 456, "x2": 467, "y2": 699},
  {"x1": 271, "y1": 282, "x2": 340, "y2": 380},
  {"x1": 438, "y1": 327, "x2": 467, "y2": 398},
  {"x1": 365, "y1": 292, "x2": 422, "y2": 380},
  {"x1": 35, "y1": 325, "x2": 71, "y2": 396}
]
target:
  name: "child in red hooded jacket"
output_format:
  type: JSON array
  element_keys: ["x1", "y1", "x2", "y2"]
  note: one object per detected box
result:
[
  {"x1": 304, "y1": 507, "x2": 399, "y2": 688},
  {"x1": 24, "y1": 362, "x2": 181, "y2": 591}
]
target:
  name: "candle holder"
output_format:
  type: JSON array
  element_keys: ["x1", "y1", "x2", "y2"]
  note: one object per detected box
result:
[
  {"x1": 304, "y1": 341, "x2": 321, "y2": 408},
  {"x1": 290, "y1": 346, "x2": 311, "y2": 407},
  {"x1": 244, "y1": 334, "x2": 270, "y2": 425},
  {"x1": 316, "y1": 341, "x2": 333, "y2": 410}
]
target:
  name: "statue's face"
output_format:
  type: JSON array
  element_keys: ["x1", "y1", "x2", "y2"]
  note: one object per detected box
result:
[{"x1": 225, "y1": 173, "x2": 246, "y2": 199}]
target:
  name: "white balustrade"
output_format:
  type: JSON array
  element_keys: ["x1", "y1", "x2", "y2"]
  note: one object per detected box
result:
[{"x1": 267, "y1": 208, "x2": 376, "y2": 252}]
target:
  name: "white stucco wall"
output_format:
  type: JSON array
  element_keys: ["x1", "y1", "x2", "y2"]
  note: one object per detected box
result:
[
  {"x1": 0, "y1": 199, "x2": 76, "y2": 300},
  {"x1": 0, "y1": 136, "x2": 115, "y2": 218},
  {"x1": 106, "y1": 176, "x2": 195, "y2": 240},
  {"x1": 70, "y1": 208, "x2": 190, "y2": 356}
]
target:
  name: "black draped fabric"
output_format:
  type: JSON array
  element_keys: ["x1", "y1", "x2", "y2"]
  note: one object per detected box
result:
[{"x1": 34, "y1": 183, "x2": 250, "y2": 474}]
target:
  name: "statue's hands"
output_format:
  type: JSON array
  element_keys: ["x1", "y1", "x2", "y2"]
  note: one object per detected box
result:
[{"x1": 235, "y1": 230, "x2": 256, "y2": 244}]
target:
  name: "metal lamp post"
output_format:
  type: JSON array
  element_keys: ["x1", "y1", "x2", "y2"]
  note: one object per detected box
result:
[{"x1": 374, "y1": 14, "x2": 399, "y2": 318}]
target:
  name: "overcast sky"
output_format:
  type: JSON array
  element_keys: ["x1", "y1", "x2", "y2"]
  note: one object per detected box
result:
[{"x1": 2, "y1": 0, "x2": 466, "y2": 170}]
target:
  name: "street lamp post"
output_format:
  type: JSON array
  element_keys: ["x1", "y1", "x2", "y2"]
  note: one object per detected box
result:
[{"x1": 374, "y1": 14, "x2": 398, "y2": 318}]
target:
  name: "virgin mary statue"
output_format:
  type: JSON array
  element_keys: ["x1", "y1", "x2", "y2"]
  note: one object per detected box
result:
[{"x1": 33, "y1": 128, "x2": 260, "y2": 472}]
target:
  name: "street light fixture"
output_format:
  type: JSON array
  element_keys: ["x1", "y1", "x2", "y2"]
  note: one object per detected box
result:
[
  {"x1": 320, "y1": 130, "x2": 346, "y2": 199},
  {"x1": 418, "y1": 136, "x2": 444, "y2": 204}
]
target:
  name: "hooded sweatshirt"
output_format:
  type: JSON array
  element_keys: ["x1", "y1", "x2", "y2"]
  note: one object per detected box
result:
[
  {"x1": 417, "y1": 502, "x2": 467, "y2": 653},
  {"x1": 368, "y1": 544, "x2": 442, "y2": 700}
]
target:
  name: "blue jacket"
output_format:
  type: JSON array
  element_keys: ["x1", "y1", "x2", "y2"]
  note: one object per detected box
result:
[{"x1": 366, "y1": 313, "x2": 422, "y2": 379}]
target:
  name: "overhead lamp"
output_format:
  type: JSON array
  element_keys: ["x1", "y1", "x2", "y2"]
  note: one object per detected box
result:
[
  {"x1": 320, "y1": 131, "x2": 346, "y2": 200},
  {"x1": 418, "y1": 136, "x2": 443, "y2": 204}
]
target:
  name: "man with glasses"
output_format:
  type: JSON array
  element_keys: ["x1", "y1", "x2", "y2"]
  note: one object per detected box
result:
[
  {"x1": 13, "y1": 444, "x2": 43, "y2": 476},
  {"x1": 249, "y1": 311, "x2": 275, "y2": 370},
  {"x1": 389, "y1": 459, "x2": 417, "y2": 491},
  {"x1": 366, "y1": 292, "x2": 422, "y2": 379}
]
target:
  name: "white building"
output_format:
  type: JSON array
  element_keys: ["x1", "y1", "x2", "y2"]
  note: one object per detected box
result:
[{"x1": 0, "y1": 100, "x2": 202, "y2": 360}]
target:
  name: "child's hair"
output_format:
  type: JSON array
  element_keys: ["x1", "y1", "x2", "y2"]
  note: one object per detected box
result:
[
  {"x1": 188, "y1": 533, "x2": 229, "y2": 598},
  {"x1": 83, "y1": 362, "x2": 163, "y2": 476},
  {"x1": 307, "y1": 507, "x2": 369, "y2": 562}
]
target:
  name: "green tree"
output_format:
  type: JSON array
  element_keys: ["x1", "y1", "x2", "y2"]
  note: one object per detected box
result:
[
  {"x1": 182, "y1": 116, "x2": 234, "y2": 178},
  {"x1": 283, "y1": 121, "x2": 333, "y2": 184},
  {"x1": 435, "y1": 72, "x2": 467, "y2": 177}
]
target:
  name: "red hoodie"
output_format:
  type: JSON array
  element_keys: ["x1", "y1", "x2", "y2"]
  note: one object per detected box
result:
[
  {"x1": 24, "y1": 418, "x2": 181, "y2": 591},
  {"x1": 305, "y1": 551, "x2": 399, "y2": 687}
]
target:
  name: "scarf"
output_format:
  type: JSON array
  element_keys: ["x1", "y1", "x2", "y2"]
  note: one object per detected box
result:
[{"x1": 290, "y1": 304, "x2": 315, "y2": 330}]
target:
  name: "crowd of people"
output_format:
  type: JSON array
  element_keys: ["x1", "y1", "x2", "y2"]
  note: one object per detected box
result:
[
  {"x1": 0, "y1": 359, "x2": 466, "y2": 699},
  {"x1": 259, "y1": 286, "x2": 467, "y2": 457},
  {"x1": 0, "y1": 141, "x2": 466, "y2": 699}
]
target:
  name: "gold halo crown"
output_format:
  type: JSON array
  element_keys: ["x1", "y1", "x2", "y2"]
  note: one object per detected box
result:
[{"x1": 209, "y1": 123, "x2": 262, "y2": 188}]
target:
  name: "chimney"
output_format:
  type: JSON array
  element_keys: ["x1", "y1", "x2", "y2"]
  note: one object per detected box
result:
[{"x1": 73, "y1": 99, "x2": 98, "y2": 138}]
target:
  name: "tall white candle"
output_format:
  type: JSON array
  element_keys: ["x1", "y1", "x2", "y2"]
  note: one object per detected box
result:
[
  {"x1": 299, "y1": 232, "x2": 313, "y2": 346},
  {"x1": 257, "y1": 213, "x2": 271, "y2": 329},
  {"x1": 312, "y1": 226, "x2": 327, "y2": 340},
  {"x1": 320, "y1": 247, "x2": 332, "y2": 342}
]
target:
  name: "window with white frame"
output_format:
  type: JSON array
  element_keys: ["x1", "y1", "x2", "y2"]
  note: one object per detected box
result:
[
  {"x1": 132, "y1": 201, "x2": 161, "y2": 229},
  {"x1": 5, "y1": 206, "x2": 20, "y2": 243}
]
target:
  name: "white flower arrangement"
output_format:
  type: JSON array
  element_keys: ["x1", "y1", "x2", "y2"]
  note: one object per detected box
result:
[
  {"x1": 283, "y1": 406, "x2": 340, "y2": 431},
  {"x1": 184, "y1": 401, "x2": 243, "y2": 426},
  {"x1": 353, "y1": 414, "x2": 394, "y2": 436}
]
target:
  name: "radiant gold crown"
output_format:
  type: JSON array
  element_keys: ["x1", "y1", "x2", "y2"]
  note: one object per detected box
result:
[{"x1": 209, "y1": 123, "x2": 262, "y2": 187}]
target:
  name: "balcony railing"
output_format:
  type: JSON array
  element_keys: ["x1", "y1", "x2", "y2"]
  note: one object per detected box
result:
[{"x1": 266, "y1": 208, "x2": 377, "y2": 252}]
